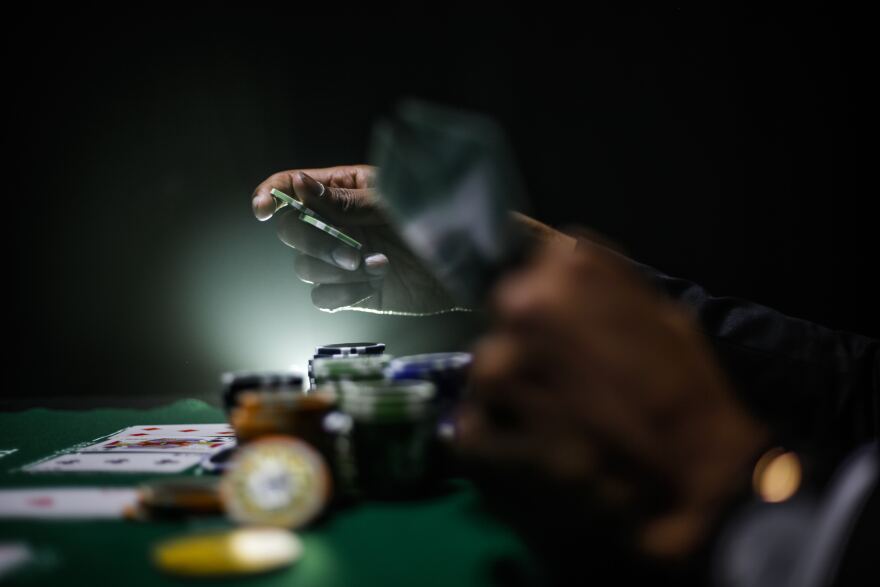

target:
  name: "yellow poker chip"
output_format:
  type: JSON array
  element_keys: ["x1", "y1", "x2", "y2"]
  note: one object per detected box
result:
[
  {"x1": 153, "y1": 527, "x2": 302, "y2": 577},
  {"x1": 221, "y1": 436, "x2": 331, "y2": 529}
]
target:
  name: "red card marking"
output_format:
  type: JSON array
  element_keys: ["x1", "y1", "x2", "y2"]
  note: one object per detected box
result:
[{"x1": 27, "y1": 497, "x2": 54, "y2": 508}]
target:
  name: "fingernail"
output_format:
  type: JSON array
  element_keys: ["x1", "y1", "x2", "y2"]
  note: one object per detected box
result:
[
  {"x1": 332, "y1": 246, "x2": 361, "y2": 271},
  {"x1": 364, "y1": 253, "x2": 389, "y2": 276},
  {"x1": 299, "y1": 172, "x2": 326, "y2": 197}
]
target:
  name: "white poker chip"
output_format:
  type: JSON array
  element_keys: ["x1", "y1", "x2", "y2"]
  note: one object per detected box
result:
[{"x1": 221, "y1": 436, "x2": 330, "y2": 529}]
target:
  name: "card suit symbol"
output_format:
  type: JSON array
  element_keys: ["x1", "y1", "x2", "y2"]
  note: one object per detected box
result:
[
  {"x1": 143, "y1": 427, "x2": 161, "y2": 431},
  {"x1": 155, "y1": 459, "x2": 179, "y2": 465},
  {"x1": 105, "y1": 458, "x2": 129, "y2": 465},
  {"x1": 178, "y1": 429, "x2": 198, "y2": 432},
  {"x1": 27, "y1": 496, "x2": 54, "y2": 508},
  {"x1": 59, "y1": 459, "x2": 80, "y2": 465},
  {"x1": 130, "y1": 433, "x2": 148, "y2": 437}
]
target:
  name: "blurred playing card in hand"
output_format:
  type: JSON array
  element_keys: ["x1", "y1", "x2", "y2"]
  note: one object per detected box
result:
[{"x1": 371, "y1": 100, "x2": 528, "y2": 306}]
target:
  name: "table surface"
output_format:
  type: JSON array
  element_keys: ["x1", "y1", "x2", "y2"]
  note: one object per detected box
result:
[{"x1": 0, "y1": 399, "x2": 525, "y2": 587}]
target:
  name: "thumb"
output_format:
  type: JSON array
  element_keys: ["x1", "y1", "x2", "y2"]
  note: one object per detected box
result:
[{"x1": 293, "y1": 172, "x2": 386, "y2": 226}]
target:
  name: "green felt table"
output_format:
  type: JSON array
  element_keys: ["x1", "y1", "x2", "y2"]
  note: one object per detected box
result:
[{"x1": 0, "y1": 399, "x2": 526, "y2": 587}]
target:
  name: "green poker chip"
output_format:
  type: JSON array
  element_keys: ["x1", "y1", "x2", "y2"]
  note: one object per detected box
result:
[
  {"x1": 270, "y1": 188, "x2": 363, "y2": 250},
  {"x1": 269, "y1": 188, "x2": 323, "y2": 218},
  {"x1": 312, "y1": 355, "x2": 390, "y2": 381},
  {"x1": 337, "y1": 380, "x2": 435, "y2": 422},
  {"x1": 298, "y1": 213, "x2": 363, "y2": 250}
]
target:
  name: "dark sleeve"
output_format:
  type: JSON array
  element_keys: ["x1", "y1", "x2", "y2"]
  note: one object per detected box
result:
[{"x1": 635, "y1": 261, "x2": 879, "y2": 460}]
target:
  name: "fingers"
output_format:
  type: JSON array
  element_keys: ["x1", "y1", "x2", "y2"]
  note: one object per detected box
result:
[
  {"x1": 276, "y1": 208, "x2": 362, "y2": 271},
  {"x1": 311, "y1": 282, "x2": 377, "y2": 312},
  {"x1": 301, "y1": 165, "x2": 376, "y2": 190},
  {"x1": 294, "y1": 172, "x2": 386, "y2": 226},
  {"x1": 294, "y1": 253, "x2": 388, "y2": 284},
  {"x1": 251, "y1": 165, "x2": 376, "y2": 221},
  {"x1": 253, "y1": 171, "x2": 298, "y2": 221}
]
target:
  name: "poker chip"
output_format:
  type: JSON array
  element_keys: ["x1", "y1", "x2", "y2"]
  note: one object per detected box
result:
[
  {"x1": 221, "y1": 436, "x2": 330, "y2": 529},
  {"x1": 229, "y1": 389, "x2": 337, "y2": 452},
  {"x1": 315, "y1": 342, "x2": 386, "y2": 356},
  {"x1": 309, "y1": 343, "x2": 387, "y2": 391},
  {"x1": 137, "y1": 478, "x2": 222, "y2": 516},
  {"x1": 336, "y1": 380, "x2": 438, "y2": 497},
  {"x1": 387, "y1": 353, "x2": 472, "y2": 428},
  {"x1": 221, "y1": 370, "x2": 303, "y2": 412},
  {"x1": 337, "y1": 379, "x2": 435, "y2": 421},
  {"x1": 311, "y1": 355, "x2": 391, "y2": 382},
  {"x1": 387, "y1": 352, "x2": 472, "y2": 379},
  {"x1": 298, "y1": 212, "x2": 362, "y2": 250},
  {"x1": 270, "y1": 188, "x2": 323, "y2": 219},
  {"x1": 153, "y1": 527, "x2": 302, "y2": 577}
]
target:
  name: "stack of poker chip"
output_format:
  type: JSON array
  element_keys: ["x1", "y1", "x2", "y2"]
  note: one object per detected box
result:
[
  {"x1": 229, "y1": 389, "x2": 337, "y2": 465},
  {"x1": 220, "y1": 371, "x2": 303, "y2": 413},
  {"x1": 308, "y1": 342, "x2": 387, "y2": 390},
  {"x1": 387, "y1": 352, "x2": 472, "y2": 432},
  {"x1": 336, "y1": 379, "x2": 434, "y2": 421},
  {"x1": 335, "y1": 379, "x2": 438, "y2": 498}
]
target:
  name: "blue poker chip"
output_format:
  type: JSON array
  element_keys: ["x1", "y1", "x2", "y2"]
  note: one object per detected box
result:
[
  {"x1": 387, "y1": 353, "x2": 472, "y2": 377},
  {"x1": 388, "y1": 353, "x2": 472, "y2": 432}
]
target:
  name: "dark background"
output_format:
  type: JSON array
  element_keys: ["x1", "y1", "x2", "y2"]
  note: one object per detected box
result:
[{"x1": 6, "y1": 8, "x2": 875, "y2": 407}]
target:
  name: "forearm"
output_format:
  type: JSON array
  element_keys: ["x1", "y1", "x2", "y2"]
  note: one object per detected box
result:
[{"x1": 636, "y1": 262, "x2": 879, "y2": 459}]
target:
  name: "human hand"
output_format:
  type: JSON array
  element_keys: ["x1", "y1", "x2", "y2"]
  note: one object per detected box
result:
[
  {"x1": 252, "y1": 165, "x2": 459, "y2": 315},
  {"x1": 457, "y1": 240, "x2": 768, "y2": 560}
]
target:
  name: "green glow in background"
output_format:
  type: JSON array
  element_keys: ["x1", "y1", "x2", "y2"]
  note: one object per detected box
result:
[
  {"x1": 14, "y1": 21, "x2": 873, "y2": 408},
  {"x1": 11, "y1": 34, "x2": 482, "y2": 406}
]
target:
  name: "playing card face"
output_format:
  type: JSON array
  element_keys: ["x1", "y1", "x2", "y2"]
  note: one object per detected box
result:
[
  {"x1": 103, "y1": 424, "x2": 235, "y2": 440},
  {"x1": 24, "y1": 452, "x2": 203, "y2": 473},
  {"x1": 80, "y1": 436, "x2": 234, "y2": 455},
  {"x1": 0, "y1": 488, "x2": 140, "y2": 519}
]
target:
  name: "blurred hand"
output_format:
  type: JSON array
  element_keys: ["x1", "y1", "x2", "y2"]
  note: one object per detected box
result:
[
  {"x1": 252, "y1": 165, "x2": 458, "y2": 314},
  {"x1": 457, "y1": 240, "x2": 768, "y2": 561}
]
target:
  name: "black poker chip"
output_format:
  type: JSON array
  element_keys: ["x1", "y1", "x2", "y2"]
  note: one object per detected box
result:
[
  {"x1": 315, "y1": 342, "x2": 385, "y2": 356},
  {"x1": 221, "y1": 371, "x2": 303, "y2": 412}
]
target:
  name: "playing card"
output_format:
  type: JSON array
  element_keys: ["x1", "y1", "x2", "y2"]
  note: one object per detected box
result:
[
  {"x1": 24, "y1": 452, "x2": 203, "y2": 473},
  {"x1": 103, "y1": 424, "x2": 235, "y2": 440},
  {"x1": 0, "y1": 488, "x2": 140, "y2": 519},
  {"x1": 80, "y1": 436, "x2": 234, "y2": 455},
  {"x1": 372, "y1": 100, "x2": 527, "y2": 307}
]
